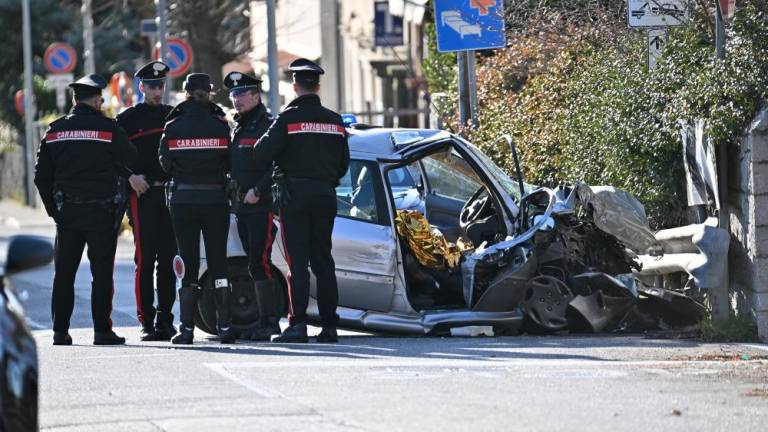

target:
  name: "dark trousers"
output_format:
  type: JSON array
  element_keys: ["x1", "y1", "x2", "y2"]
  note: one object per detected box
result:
[
  {"x1": 52, "y1": 204, "x2": 118, "y2": 333},
  {"x1": 128, "y1": 188, "x2": 176, "y2": 327},
  {"x1": 236, "y1": 208, "x2": 276, "y2": 280},
  {"x1": 279, "y1": 195, "x2": 338, "y2": 327},
  {"x1": 170, "y1": 203, "x2": 230, "y2": 288}
]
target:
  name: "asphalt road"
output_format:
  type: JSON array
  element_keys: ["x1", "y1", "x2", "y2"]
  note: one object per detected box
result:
[{"x1": 2, "y1": 201, "x2": 768, "y2": 431}]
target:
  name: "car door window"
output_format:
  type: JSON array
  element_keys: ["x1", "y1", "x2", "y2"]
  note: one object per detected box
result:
[
  {"x1": 421, "y1": 148, "x2": 482, "y2": 202},
  {"x1": 336, "y1": 160, "x2": 380, "y2": 223}
]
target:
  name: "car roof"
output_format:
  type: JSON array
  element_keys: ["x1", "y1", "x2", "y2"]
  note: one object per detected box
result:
[{"x1": 347, "y1": 128, "x2": 453, "y2": 157}]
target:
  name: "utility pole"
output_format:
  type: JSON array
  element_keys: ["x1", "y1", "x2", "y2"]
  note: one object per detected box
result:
[
  {"x1": 715, "y1": 1, "x2": 726, "y2": 60},
  {"x1": 266, "y1": 0, "x2": 279, "y2": 114},
  {"x1": 82, "y1": 0, "x2": 95, "y2": 74},
  {"x1": 22, "y1": 0, "x2": 36, "y2": 207},
  {"x1": 156, "y1": 0, "x2": 170, "y2": 104},
  {"x1": 713, "y1": 0, "x2": 729, "y2": 323}
]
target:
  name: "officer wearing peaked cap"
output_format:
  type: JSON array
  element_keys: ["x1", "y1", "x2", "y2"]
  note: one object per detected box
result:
[
  {"x1": 223, "y1": 71, "x2": 281, "y2": 340},
  {"x1": 117, "y1": 61, "x2": 177, "y2": 341},
  {"x1": 35, "y1": 74, "x2": 137, "y2": 346},
  {"x1": 159, "y1": 72, "x2": 235, "y2": 344},
  {"x1": 253, "y1": 58, "x2": 350, "y2": 343}
]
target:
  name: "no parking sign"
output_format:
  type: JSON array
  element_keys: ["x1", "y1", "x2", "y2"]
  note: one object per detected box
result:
[
  {"x1": 153, "y1": 37, "x2": 193, "y2": 79},
  {"x1": 44, "y1": 42, "x2": 78, "y2": 74}
]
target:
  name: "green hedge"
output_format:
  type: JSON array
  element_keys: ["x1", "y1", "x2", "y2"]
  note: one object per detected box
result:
[{"x1": 428, "y1": 4, "x2": 768, "y2": 228}]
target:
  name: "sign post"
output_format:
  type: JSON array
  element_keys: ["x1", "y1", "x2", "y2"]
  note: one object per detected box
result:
[
  {"x1": 45, "y1": 74, "x2": 74, "y2": 113},
  {"x1": 433, "y1": 0, "x2": 506, "y2": 128},
  {"x1": 627, "y1": 1, "x2": 688, "y2": 72}
]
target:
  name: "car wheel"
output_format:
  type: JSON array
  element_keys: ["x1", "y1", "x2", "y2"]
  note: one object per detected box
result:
[
  {"x1": 195, "y1": 257, "x2": 288, "y2": 336},
  {"x1": 522, "y1": 275, "x2": 573, "y2": 334}
]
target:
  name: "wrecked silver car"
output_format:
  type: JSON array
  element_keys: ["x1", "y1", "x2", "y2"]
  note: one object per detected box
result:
[{"x1": 193, "y1": 128, "x2": 707, "y2": 336}]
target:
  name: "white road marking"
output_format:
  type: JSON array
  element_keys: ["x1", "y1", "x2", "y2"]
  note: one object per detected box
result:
[
  {"x1": 74, "y1": 353, "x2": 177, "y2": 360},
  {"x1": 742, "y1": 343, "x2": 768, "y2": 352},
  {"x1": 203, "y1": 358, "x2": 768, "y2": 370},
  {"x1": 204, "y1": 363, "x2": 282, "y2": 399}
]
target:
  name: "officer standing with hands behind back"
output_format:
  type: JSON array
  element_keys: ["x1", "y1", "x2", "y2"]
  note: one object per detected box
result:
[
  {"x1": 159, "y1": 73, "x2": 234, "y2": 345},
  {"x1": 34, "y1": 74, "x2": 137, "y2": 346},
  {"x1": 253, "y1": 59, "x2": 349, "y2": 343},
  {"x1": 223, "y1": 71, "x2": 281, "y2": 340},
  {"x1": 117, "y1": 61, "x2": 177, "y2": 342}
]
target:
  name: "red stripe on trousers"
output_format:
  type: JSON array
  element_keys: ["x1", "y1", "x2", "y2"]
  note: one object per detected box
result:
[
  {"x1": 261, "y1": 210, "x2": 275, "y2": 280},
  {"x1": 129, "y1": 192, "x2": 145, "y2": 325},
  {"x1": 278, "y1": 209, "x2": 294, "y2": 319},
  {"x1": 110, "y1": 249, "x2": 116, "y2": 330}
]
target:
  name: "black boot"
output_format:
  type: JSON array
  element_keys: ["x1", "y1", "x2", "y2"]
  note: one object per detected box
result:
[
  {"x1": 272, "y1": 323, "x2": 308, "y2": 343},
  {"x1": 172, "y1": 327, "x2": 194, "y2": 344},
  {"x1": 316, "y1": 327, "x2": 338, "y2": 343},
  {"x1": 244, "y1": 279, "x2": 278, "y2": 341},
  {"x1": 171, "y1": 285, "x2": 199, "y2": 345},
  {"x1": 53, "y1": 331, "x2": 72, "y2": 346},
  {"x1": 214, "y1": 284, "x2": 235, "y2": 344},
  {"x1": 154, "y1": 321, "x2": 177, "y2": 341},
  {"x1": 94, "y1": 331, "x2": 126, "y2": 345},
  {"x1": 139, "y1": 324, "x2": 156, "y2": 341}
]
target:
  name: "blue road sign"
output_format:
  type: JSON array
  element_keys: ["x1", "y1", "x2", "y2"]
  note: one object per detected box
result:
[
  {"x1": 434, "y1": 0, "x2": 505, "y2": 52},
  {"x1": 44, "y1": 42, "x2": 77, "y2": 74},
  {"x1": 153, "y1": 37, "x2": 193, "y2": 78},
  {"x1": 374, "y1": 1, "x2": 403, "y2": 47}
]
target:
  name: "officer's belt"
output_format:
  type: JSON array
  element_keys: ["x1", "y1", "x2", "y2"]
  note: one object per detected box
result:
[{"x1": 175, "y1": 183, "x2": 224, "y2": 191}]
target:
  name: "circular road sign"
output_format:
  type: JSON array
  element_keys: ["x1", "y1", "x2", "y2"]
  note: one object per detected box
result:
[
  {"x1": 153, "y1": 37, "x2": 193, "y2": 79},
  {"x1": 44, "y1": 42, "x2": 78, "y2": 74}
]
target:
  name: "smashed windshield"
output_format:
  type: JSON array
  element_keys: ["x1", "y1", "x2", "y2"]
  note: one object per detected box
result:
[{"x1": 462, "y1": 140, "x2": 535, "y2": 202}]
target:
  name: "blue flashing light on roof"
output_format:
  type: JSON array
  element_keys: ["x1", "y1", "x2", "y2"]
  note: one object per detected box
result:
[{"x1": 341, "y1": 113, "x2": 358, "y2": 127}]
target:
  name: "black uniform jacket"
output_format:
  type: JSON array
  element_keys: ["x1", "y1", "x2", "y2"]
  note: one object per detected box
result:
[
  {"x1": 230, "y1": 103, "x2": 273, "y2": 212},
  {"x1": 116, "y1": 102, "x2": 173, "y2": 184},
  {"x1": 34, "y1": 104, "x2": 137, "y2": 217},
  {"x1": 253, "y1": 94, "x2": 350, "y2": 197},
  {"x1": 159, "y1": 100, "x2": 231, "y2": 205}
]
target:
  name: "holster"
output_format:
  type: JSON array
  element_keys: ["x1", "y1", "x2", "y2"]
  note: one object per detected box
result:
[
  {"x1": 272, "y1": 172, "x2": 292, "y2": 207},
  {"x1": 112, "y1": 177, "x2": 128, "y2": 230},
  {"x1": 228, "y1": 178, "x2": 242, "y2": 213}
]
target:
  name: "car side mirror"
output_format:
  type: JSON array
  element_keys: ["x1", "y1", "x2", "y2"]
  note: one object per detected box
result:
[{"x1": 5, "y1": 235, "x2": 54, "y2": 275}]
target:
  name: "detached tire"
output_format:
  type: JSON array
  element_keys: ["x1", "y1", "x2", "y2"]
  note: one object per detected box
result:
[{"x1": 194, "y1": 257, "x2": 288, "y2": 335}]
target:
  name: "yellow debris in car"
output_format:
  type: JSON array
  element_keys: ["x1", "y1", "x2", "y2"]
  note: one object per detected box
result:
[{"x1": 395, "y1": 210, "x2": 473, "y2": 269}]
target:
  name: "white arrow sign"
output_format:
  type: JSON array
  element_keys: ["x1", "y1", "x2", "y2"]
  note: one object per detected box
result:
[
  {"x1": 647, "y1": 29, "x2": 668, "y2": 70},
  {"x1": 628, "y1": 0, "x2": 689, "y2": 27}
]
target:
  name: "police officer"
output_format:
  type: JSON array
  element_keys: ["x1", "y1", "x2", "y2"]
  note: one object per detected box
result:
[
  {"x1": 117, "y1": 61, "x2": 177, "y2": 341},
  {"x1": 159, "y1": 73, "x2": 234, "y2": 344},
  {"x1": 253, "y1": 59, "x2": 349, "y2": 343},
  {"x1": 34, "y1": 74, "x2": 137, "y2": 345},
  {"x1": 223, "y1": 71, "x2": 280, "y2": 340}
]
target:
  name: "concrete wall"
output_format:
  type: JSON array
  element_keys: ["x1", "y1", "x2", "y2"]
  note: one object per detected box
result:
[{"x1": 728, "y1": 106, "x2": 768, "y2": 341}]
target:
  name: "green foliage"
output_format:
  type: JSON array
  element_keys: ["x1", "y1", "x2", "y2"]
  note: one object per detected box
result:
[
  {"x1": 699, "y1": 313, "x2": 759, "y2": 342},
  {"x1": 422, "y1": 19, "x2": 456, "y2": 94},
  {"x1": 423, "y1": 3, "x2": 768, "y2": 228}
]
